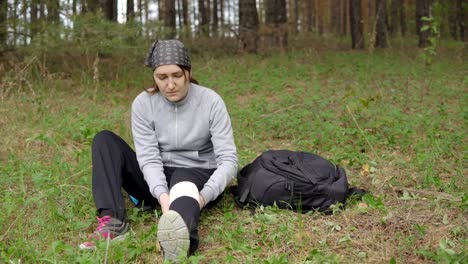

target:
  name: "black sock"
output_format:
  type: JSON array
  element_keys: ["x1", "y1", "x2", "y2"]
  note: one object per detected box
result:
[
  {"x1": 169, "y1": 197, "x2": 201, "y2": 254},
  {"x1": 99, "y1": 209, "x2": 114, "y2": 218}
]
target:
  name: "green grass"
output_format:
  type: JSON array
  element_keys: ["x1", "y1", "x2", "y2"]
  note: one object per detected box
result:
[{"x1": 0, "y1": 40, "x2": 466, "y2": 263}]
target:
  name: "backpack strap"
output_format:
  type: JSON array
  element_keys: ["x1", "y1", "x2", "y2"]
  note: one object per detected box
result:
[
  {"x1": 235, "y1": 162, "x2": 258, "y2": 204},
  {"x1": 239, "y1": 172, "x2": 254, "y2": 203},
  {"x1": 230, "y1": 169, "x2": 254, "y2": 205}
]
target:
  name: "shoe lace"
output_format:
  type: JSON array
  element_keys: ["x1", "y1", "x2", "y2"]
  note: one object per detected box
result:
[{"x1": 96, "y1": 215, "x2": 112, "y2": 232}]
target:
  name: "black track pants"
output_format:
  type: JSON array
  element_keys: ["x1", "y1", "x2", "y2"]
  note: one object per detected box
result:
[{"x1": 91, "y1": 130, "x2": 219, "y2": 253}]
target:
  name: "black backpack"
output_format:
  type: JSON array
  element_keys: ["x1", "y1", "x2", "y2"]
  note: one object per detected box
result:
[{"x1": 231, "y1": 150, "x2": 356, "y2": 213}]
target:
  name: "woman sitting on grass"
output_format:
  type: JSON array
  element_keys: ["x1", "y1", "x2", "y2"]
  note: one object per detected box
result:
[{"x1": 80, "y1": 39, "x2": 238, "y2": 261}]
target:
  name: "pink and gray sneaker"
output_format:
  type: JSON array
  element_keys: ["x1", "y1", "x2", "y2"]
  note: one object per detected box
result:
[{"x1": 79, "y1": 215, "x2": 130, "y2": 250}]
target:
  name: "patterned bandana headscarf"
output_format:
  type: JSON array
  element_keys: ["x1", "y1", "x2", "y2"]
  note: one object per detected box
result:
[{"x1": 144, "y1": 39, "x2": 191, "y2": 70}]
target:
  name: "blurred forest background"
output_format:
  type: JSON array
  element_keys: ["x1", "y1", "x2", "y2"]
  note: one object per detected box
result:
[{"x1": 0, "y1": 0, "x2": 466, "y2": 54}]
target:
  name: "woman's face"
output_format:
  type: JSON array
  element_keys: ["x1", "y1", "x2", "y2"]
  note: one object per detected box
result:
[{"x1": 153, "y1": 64, "x2": 190, "y2": 102}]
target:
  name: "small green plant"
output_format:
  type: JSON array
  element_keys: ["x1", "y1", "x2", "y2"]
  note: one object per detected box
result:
[
  {"x1": 329, "y1": 202, "x2": 344, "y2": 215},
  {"x1": 305, "y1": 249, "x2": 340, "y2": 263},
  {"x1": 361, "y1": 194, "x2": 387, "y2": 213},
  {"x1": 420, "y1": 16, "x2": 440, "y2": 66},
  {"x1": 460, "y1": 193, "x2": 468, "y2": 210},
  {"x1": 325, "y1": 221, "x2": 342, "y2": 232},
  {"x1": 416, "y1": 239, "x2": 464, "y2": 263},
  {"x1": 338, "y1": 234, "x2": 352, "y2": 243},
  {"x1": 263, "y1": 254, "x2": 288, "y2": 264},
  {"x1": 414, "y1": 224, "x2": 427, "y2": 237},
  {"x1": 400, "y1": 190, "x2": 419, "y2": 201}
]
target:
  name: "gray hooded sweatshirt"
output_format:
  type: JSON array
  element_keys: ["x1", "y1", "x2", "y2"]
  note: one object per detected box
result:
[{"x1": 131, "y1": 83, "x2": 238, "y2": 204}]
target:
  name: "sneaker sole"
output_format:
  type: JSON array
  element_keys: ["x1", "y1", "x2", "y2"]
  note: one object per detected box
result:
[{"x1": 157, "y1": 210, "x2": 190, "y2": 262}]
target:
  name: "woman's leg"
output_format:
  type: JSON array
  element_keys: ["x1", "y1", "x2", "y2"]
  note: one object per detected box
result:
[
  {"x1": 92, "y1": 130, "x2": 158, "y2": 220},
  {"x1": 169, "y1": 167, "x2": 215, "y2": 253},
  {"x1": 157, "y1": 167, "x2": 216, "y2": 260},
  {"x1": 82, "y1": 130, "x2": 157, "y2": 249}
]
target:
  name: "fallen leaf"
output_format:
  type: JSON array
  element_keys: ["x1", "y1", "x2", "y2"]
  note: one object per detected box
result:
[
  {"x1": 358, "y1": 202, "x2": 368, "y2": 209},
  {"x1": 361, "y1": 164, "x2": 370, "y2": 176}
]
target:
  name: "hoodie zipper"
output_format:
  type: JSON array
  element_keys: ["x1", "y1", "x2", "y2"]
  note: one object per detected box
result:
[{"x1": 175, "y1": 105, "x2": 179, "y2": 148}]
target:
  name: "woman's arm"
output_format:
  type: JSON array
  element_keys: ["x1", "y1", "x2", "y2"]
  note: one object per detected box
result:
[
  {"x1": 199, "y1": 95, "x2": 238, "y2": 203},
  {"x1": 131, "y1": 95, "x2": 169, "y2": 204}
]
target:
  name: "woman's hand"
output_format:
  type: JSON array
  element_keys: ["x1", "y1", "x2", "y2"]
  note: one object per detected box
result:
[
  {"x1": 198, "y1": 194, "x2": 206, "y2": 209},
  {"x1": 159, "y1": 192, "x2": 170, "y2": 214}
]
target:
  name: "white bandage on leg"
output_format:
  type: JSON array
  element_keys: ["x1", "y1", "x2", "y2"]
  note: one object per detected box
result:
[{"x1": 169, "y1": 181, "x2": 199, "y2": 205}]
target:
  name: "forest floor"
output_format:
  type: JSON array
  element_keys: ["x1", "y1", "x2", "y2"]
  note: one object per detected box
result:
[{"x1": 0, "y1": 39, "x2": 466, "y2": 263}]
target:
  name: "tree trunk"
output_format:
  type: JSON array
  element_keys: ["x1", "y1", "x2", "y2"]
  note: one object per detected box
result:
[
  {"x1": 138, "y1": 0, "x2": 143, "y2": 24},
  {"x1": 30, "y1": 0, "x2": 38, "y2": 40},
  {"x1": 456, "y1": 0, "x2": 466, "y2": 41},
  {"x1": 416, "y1": 0, "x2": 431, "y2": 47},
  {"x1": 400, "y1": 0, "x2": 406, "y2": 36},
  {"x1": 389, "y1": 0, "x2": 399, "y2": 36},
  {"x1": 83, "y1": 0, "x2": 98, "y2": 13},
  {"x1": 177, "y1": 0, "x2": 183, "y2": 29},
  {"x1": 265, "y1": 0, "x2": 288, "y2": 48},
  {"x1": 144, "y1": 0, "x2": 149, "y2": 34},
  {"x1": 375, "y1": 0, "x2": 387, "y2": 48},
  {"x1": 304, "y1": 0, "x2": 313, "y2": 32},
  {"x1": 161, "y1": 0, "x2": 176, "y2": 37},
  {"x1": 415, "y1": 0, "x2": 425, "y2": 35},
  {"x1": 193, "y1": 1, "x2": 198, "y2": 33},
  {"x1": 101, "y1": 0, "x2": 117, "y2": 21},
  {"x1": 367, "y1": 0, "x2": 375, "y2": 34},
  {"x1": 72, "y1": 0, "x2": 77, "y2": 15},
  {"x1": 294, "y1": 0, "x2": 299, "y2": 32},
  {"x1": 341, "y1": 0, "x2": 349, "y2": 35},
  {"x1": 219, "y1": 0, "x2": 224, "y2": 36},
  {"x1": 12, "y1": 0, "x2": 17, "y2": 44},
  {"x1": 239, "y1": 0, "x2": 259, "y2": 53},
  {"x1": 40, "y1": 0, "x2": 45, "y2": 18},
  {"x1": 288, "y1": 0, "x2": 297, "y2": 34},
  {"x1": 0, "y1": 0, "x2": 6, "y2": 46},
  {"x1": 317, "y1": 0, "x2": 323, "y2": 35},
  {"x1": 330, "y1": 0, "x2": 340, "y2": 34},
  {"x1": 415, "y1": 0, "x2": 421, "y2": 35},
  {"x1": 213, "y1": 0, "x2": 219, "y2": 36},
  {"x1": 158, "y1": 0, "x2": 163, "y2": 22},
  {"x1": 258, "y1": 0, "x2": 264, "y2": 23},
  {"x1": 350, "y1": 0, "x2": 364, "y2": 49},
  {"x1": 449, "y1": 0, "x2": 458, "y2": 39},
  {"x1": 265, "y1": 0, "x2": 287, "y2": 25},
  {"x1": 127, "y1": 0, "x2": 134, "y2": 22},
  {"x1": 37, "y1": 0, "x2": 45, "y2": 43},
  {"x1": 199, "y1": 0, "x2": 209, "y2": 35},
  {"x1": 207, "y1": 0, "x2": 211, "y2": 35},
  {"x1": 47, "y1": 0, "x2": 60, "y2": 23},
  {"x1": 22, "y1": 0, "x2": 27, "y2": 45},
  {"x1": 228, "y1": 0, "x2": 234, "y2": 32},
  {"x1": 183, "y1": 0, "x2": 189, "y2": 26}
]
